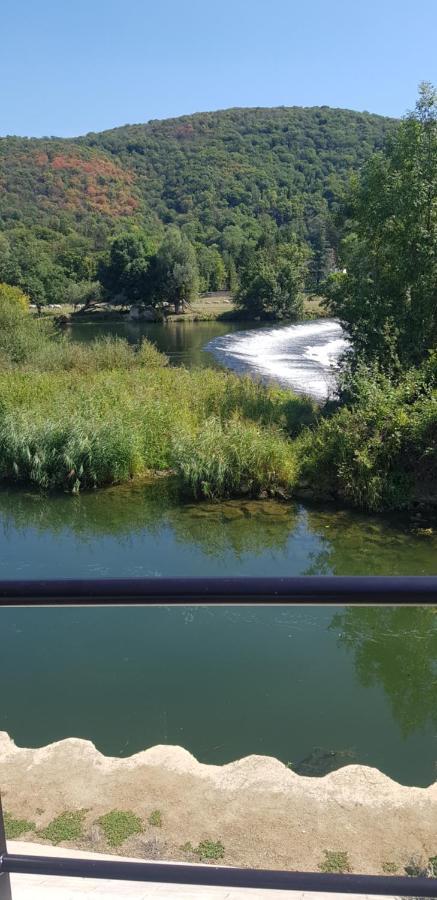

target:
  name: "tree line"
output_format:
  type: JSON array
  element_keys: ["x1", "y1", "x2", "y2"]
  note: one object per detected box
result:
[{"x1": 0, "y1": 105, "x2": 394, "y2": 315}]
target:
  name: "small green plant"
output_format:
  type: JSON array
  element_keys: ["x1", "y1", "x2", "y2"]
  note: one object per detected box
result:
[
  {"x1": 319, "y1": 850, "x2": 351, "y2": 874},
  {"x1": 428, "y1": 856, "x2": 437, "y2": 877},
  {"x1": 148, "y1": 809, "x2": 162, "y2": 827},
  {"x1": 181, "y1": 839, "x2": 225, "y2": 861},
  {"x1": 97, "y1": 810, "x2": 143, "y2": 847},
  {"x1": 285, "y1": 761, "x2": 294, "y2": 769},
  {"x1": 382, "y1": 861, "x2": 398, "y2": 874},
  {"x1": 197, "y1": 839, "x2": 225, "y2": 861},
  {"x1": 180, "y1": 841, "x2": 193, "y2": 853},
  {"x1": 4, "y1": 811, "x2": 35, "y2": 839},
  {"x1": 39, "y1": 810, "x2": 86, "y2": 844}
]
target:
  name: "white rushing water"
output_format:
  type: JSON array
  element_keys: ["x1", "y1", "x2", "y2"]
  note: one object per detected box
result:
[{"x1": 205, "y1": 318, "x2": 350, "y2": 402}]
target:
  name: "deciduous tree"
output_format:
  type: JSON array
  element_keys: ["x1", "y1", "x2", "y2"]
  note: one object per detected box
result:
[{"x1": 325, "y1": 82, "x2": 437, "y2": 370}]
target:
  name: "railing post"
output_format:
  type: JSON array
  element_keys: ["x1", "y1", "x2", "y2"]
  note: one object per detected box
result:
[{"x1": 0, "y1": 793, "x2": 12, "y2": 900}]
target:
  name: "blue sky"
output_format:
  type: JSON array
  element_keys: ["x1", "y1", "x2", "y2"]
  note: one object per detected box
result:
[{"x1": 1, "y1": 0, "x2": 435, "y2": 137}]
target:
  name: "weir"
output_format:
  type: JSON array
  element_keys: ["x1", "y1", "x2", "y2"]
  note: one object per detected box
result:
[{"x1": 205, "y1": 318, "x2": 349, "y2": 400}]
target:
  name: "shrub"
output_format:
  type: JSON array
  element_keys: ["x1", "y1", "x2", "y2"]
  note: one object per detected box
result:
[
  {"x1": 300, "y1": 363, "x2": 437, "y2": 511},
  {"x1": 0, "y1": 283, "x2": 29, "y2": 311},
  {"x1": 97, "y1": 810, "x2": 143, "y2": 847}
]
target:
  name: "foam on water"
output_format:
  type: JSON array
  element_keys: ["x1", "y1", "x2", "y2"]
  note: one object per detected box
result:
[{"x1": 205, "y1": 318, "x2": 350, "y2": 401}]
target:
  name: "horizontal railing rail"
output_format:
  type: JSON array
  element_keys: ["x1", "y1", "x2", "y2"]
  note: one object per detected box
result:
[
  {"x1": 1, "y1": 852, "x2": 437, "y2": 897},
  {"x1": 0, "y1": 575, "x2": 437, "y2": 605}
]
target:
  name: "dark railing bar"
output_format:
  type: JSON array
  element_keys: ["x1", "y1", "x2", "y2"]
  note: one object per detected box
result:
[
  {"x1": 0, "y1": 796, "x2": 12, "y2": 900},
  {"x1": 0, "y1": 576, "x2": 437, "y2": 605},
  {"x1": 1, "y1": 853, "x2": 437, "y2": 897}
]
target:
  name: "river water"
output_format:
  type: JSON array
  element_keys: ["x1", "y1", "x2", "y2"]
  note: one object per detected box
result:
[
  {"x1": 70, "y1": 316, "x2": 348, "y2": 401},
  {"x1": 1, "y1": 318, "x2": 436, "y2": 785},
  {"x1": 205, "y1": 319, "x2": 349, "y2": 400}
]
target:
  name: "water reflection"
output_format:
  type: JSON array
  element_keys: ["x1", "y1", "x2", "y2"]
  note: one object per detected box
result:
[
  {"x1": 70, "y1": 319, "x2": 256, "y2": 370},
  {"x1": 331, "y1": 607, "x2": 437, "y2": 737},
  {"x1": 0, "y1": 483, "x2": 435, "y2": 577},
  {"x1": 0, "y1": 481, "x2": 296, "y2": 555}
]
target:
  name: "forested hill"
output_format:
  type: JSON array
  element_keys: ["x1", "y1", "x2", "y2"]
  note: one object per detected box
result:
[{"x1": 0, "y1": 106, "x2": 396, "y2": 303}]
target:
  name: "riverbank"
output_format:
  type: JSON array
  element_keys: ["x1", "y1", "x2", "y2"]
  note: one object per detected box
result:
[
  {"x1": 37, "y1": 293, "x2": 328, "y2": 324},
  {"x1": 0, "y1": 363, "x2": 315, "y2": 494},
  {"x1": 1, "y1": 732, "x2": 436, "y2": 877},
  {"x1": 1, "y1": 350, "x2": 436, "y2": 513},
  {"x1": 3, "y1": 289, "x2": 436, "y2": 512}
]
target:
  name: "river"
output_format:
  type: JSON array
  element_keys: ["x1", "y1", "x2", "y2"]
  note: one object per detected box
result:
[
  {"x1": 0, "y1": 317, "x2": 436, "y2": 786},
  {"x1": 70, "y1": 316, "x2": 348, "y2": 400}
]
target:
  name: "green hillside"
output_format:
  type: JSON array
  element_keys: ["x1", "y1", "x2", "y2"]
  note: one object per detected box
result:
[{"x1": 0, "y1": 106, "x2": 396, "y2": 304}]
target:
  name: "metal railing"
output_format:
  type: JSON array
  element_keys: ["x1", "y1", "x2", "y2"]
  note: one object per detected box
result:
[
  {"x1": 1, "y1": 576, "x2": 437, "y2": 899},
  {"x1": 1, "y1": 575, "x2": 437, "y2": 605}
]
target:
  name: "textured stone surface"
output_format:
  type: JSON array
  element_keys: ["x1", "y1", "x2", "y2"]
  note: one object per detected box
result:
[{"x1": 1, "y1": 732, "x2": 436, "y2": 875}]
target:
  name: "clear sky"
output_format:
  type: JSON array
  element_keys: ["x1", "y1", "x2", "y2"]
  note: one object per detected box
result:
[{"x1": 1, "y1": 0, "x2": 436, "y2": 137}]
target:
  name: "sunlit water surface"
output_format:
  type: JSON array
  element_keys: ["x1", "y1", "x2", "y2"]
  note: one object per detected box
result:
[{"x1": 205, "y1": 318, "x2": 349, "y2": 400}]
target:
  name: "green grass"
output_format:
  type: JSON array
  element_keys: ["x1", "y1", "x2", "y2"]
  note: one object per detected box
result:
[
  {"x1": 148, "y1": 809, "x2": 162, "y2": 827},
  {"x1": 4, "y1": 811, "x2": 35, "y2": 839},
  {"x1": 97, "y1": 810, "x2": 143, "y2": 847},
  {"x1": 319, "y1": 850, "x2": 351, "y2": 874},
  {"x1": 39, "y1": 810, "x2": 86, "y2": 844},
  {"x1": 0, "y1": 301, "x2": 316, "y2": 501},
  {"x1": 174, "y1": 415, "x2": 298, "y2": 500},
  {"x1": 0, "y1": 362, "x2": 313, "y2": 496}
]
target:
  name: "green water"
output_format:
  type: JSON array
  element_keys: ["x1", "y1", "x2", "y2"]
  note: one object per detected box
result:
[
  {"x1": 1, "y1": 320, "x2": 436, "y2": 786},
  {"x1": 1, "y1": 602, "x2": 437, "y2": 786},
  {"x1": 0, "y1": 481, "x2": 436, "y2": 786},
  {"x1": 0, "y1": 479, "x2": 435, "y2": 578}
]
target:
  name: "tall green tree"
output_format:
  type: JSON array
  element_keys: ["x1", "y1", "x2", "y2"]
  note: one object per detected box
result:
[
  {"x1": 324, "y1": 82, "x2": 437, "y2": 370},
  {"x1": 236, "y1": 241, "x2": 308, "y2": 319},
  {"x1": 0, "y1": 228, "x2": 73, "y2": 311},
  {"x1": 196, "y1": 245, "x2": 226, "y2": 292},
  {"x1": 153, "y1": 229, "x2": 199, "y2": 312},
  {"x1": 99, "y1": 231, "x2": 155, "y2": 304}
]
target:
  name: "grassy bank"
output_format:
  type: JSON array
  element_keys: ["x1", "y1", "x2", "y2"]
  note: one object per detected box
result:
[
  {"x1": 0, "y1": 360, "x2": 315, "y2": 495},
  {"x1": 0, "y1": 287, "x2": 316, "y2": 496},
  {"x1": 7, "y1": 354, "x2": 434, "y2": 512}
]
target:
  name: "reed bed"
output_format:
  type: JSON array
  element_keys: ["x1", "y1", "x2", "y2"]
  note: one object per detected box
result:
[{"x1": 0, "y1": 363, "x2": 310, "y2": 495}]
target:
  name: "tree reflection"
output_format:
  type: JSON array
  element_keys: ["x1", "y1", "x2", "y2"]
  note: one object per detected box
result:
[
  {"x1": 331, "y1": 607, "x2": 437, "y2": 736},
  {"x1": 303, "y1": 506, "x2": 437, "y2": 576},
  {"x1": 0, "y1": 482, "x2": 297, "y2": 557}
]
